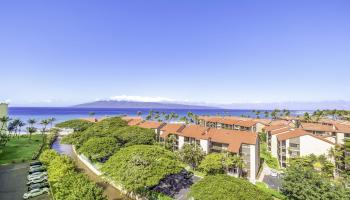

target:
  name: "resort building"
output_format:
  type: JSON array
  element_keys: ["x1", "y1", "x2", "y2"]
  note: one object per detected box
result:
[
  {"x1": 121, "y1": 116, "x2": 143, "y2": 126},
  {"x1": 0, "y1": 103, "x2": 8, "y2": 131},
  {"x1": 275, "y1": 129, "x2": 335, "y2": 167},
  {"x1": 197, "y1": 116, "x2": 266, "y2": 133},
  {"x1": 160, "y1": 124, "x2": 260, "y2": 183},
  {"x1": 137, "y1": 121, "x2": 166, "y2": 140},
  {"x1": 264, "y1": 124, "x2": 335, "y2": 167}
]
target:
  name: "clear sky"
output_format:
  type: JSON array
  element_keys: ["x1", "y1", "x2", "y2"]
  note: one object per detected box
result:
[{"x1": 1, "y1": 0, "x2": 350, "y2": 106}]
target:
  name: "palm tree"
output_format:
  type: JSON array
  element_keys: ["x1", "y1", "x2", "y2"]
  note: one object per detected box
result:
[
  {"x1": 223, "y1": 154, "x2": 245, "y2": 177},
  {"x1": 17, "y1": 120, "x2": 25, "y2": 138},
  {"x1": 136, "y1": 111, "x2": 142, "y2": 116},
  {"x1": 48, "y1": 117, "x2": 56, "y2": 129},
  {"x1": 40, "y1": 119, "x2": 50, "y2": 143},
  {"x1": 27, "y1": 127, "x2": 37, "y2": 140},
  {"x1": 180, "y1": 116, "x2": 189, "y2": 124},
  {"x1": 11, "y1": 119, "x2": 21, "y2": 138},
  {"x1": 264, "y1": 111, "x2": 270, "y2": 118},
  {"x1": 88, "y1": 112, "x2": 95, "y2": 117},
  {"x1": 255, "y1": 110, "x2": 261, "y2": 119},
  {"x1": 27, "y1": 118, "x2": 37, "y2": 128}
]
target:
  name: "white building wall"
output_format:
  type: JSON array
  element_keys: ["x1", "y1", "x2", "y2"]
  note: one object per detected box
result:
[
  {"x1": 249, "y1": 144, "x2": 257, "y2": 184},
  {"x1": 299, "y1": 135, "x2": 334, "y2": 158},
  {"x1": 336, "y1": 133, "x2": 345, "y2": 145},
  {"x1": 200, "y1": 139, "x2": 209, "y2": 154},
  {"x1": 271, "y1": 135, "x2": 279, "y2": 158},
  {"x1": 178, "y1": 136, "x2": 185, "y2": 150},
  {"x1": 255, "y1": 123, "x2": 265, "y2": 133}
]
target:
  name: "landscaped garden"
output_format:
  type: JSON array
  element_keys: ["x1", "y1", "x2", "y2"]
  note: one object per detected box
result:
[{"x1": 57, "y1": 117, "x2": 274, "y2": 200}]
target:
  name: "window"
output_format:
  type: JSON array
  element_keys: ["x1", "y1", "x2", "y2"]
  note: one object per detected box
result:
[{"x1": 290, "y1": 143, "x2": 299, "y2": 148}]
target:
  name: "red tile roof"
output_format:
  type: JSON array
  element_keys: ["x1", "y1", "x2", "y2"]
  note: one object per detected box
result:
[
  {"x1": 160, "y1": 124, "x2": 185, "y2": 138},
  {"x1": 207, "y1": 129, "x2": 258, "y2": 153},
  {"x1": 128, "y1": 119, "x2": 143, "y2": 126},
  {"x1": 121, "y1": 116, "x2": 143, "y2": 122},
  {"x1": 264, "y1": 124, "x2": 289, "y2": 132},
  {"x1": 176, "y1": 125, "x2": 210, "y2": 140},
  {"x1": 301, "y1": 123, "x2": 335, "y2": 132},
  {"x1": 276, "y1": 129, "x2": 335, "y2": 145},
  {"x1": 138, "y1": 121, "x2": 165, "y2": 129},
  {"x1": 335, "y1": 124, "x2": 350, "y2": 134}
]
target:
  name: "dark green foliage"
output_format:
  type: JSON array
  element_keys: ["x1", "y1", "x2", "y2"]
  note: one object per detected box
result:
[
  {"x1": 101, "y1": 145, "x2": 183, "y2": 192},
  {"x1": 53, "y1": 172, "x2": 106, "y2": 200},
  {"x1": 75, "y1": 117, "x2": 127, "y2": 147},
  {"x1": 281, "y1": 155, "x2": 350, "y2": 200},
  {"x1": 79, "y1": 137, "x2": 119, "y2": 161},
  {"x1": 198, "y1": 153, "x2": 243, "y2": 175},
  {"x1": 179, "y1": 143, "x2": 205, "y2": 170},
  {"x1": 39, "y1": 149, "x2": 106, "y2": 200},
  {"x1": 56, "y1": 119, "x2": 94, "y2": 132},
  {"x1": 113, "y1": 126, "x2": 156, "y2": 147},
  {"x1": 189, "y1": 175, "x2": 273, "y2": 200}
]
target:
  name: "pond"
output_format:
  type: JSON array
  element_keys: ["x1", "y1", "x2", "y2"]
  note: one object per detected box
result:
[{"x1": 52, "y1": 137, "x2": 131, "y2": 200}]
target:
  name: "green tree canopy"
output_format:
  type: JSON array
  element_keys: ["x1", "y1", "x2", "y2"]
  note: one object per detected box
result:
[
  {"x1": 53, "y1": 171, "x2": 106, "y2": 200},
  {"x1": 113, "y1": 126, "x2": 156, "y2": 147},
  {"x1": 179, "y1": 143, "x2": 205, "y2": 170},
  {"x1": 189, "y1": 175, "x2": 272, "y2": 200},
  {"x1": 198, "y1": 153, "x2": 243, "y2": 175},
  {"x1": 101, "y1": 145, "x2": 183, "y2": 192},
  {"x1": 39, "y1": 149, "x2": 59, "y2": 165},
  {"x1": 281, "y1": 156, "x2": 350, "y2": 200},
  {"x1": 79, "y1": 137, "x2": 119, "y2": 161},
  {"x1": 199, "y1": 153, "x2": 225, "y2": 175},
  {"x1": 56, "y1": 119, "x2": 95, "y2": 132},
  {"x1": 76, "y1": 117, "x2": 127, "y2": 147},
  {"x1": 47, "y1": 155, "x2": 75, "y2": 182}
]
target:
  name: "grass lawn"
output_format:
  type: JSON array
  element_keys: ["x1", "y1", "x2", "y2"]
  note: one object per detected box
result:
[
  {"x1": 256, "y1": 182, "x2": 286, "y2": 200},
  {"x1": 0, "y1": 134, "x2": 44, "y2": 165}
]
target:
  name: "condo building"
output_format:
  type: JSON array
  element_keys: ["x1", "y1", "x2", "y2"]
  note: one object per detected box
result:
[
  {"x1": 264, "y1": 125, "x2": 336, "y2": 167},
  {"x1": 197, "y1": 116, "x2": 266, "y2": 133},
  {"x1": 159, "y1": 124, "x2": 260, "y2": 183}
]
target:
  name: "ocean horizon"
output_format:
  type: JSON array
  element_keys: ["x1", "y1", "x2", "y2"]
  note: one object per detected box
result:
[{"x1": 8, "y1": 107, "x2": 310, "y2": 124}]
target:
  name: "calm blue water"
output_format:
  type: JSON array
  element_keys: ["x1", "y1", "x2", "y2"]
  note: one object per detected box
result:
[{"x1": 8, "y1": 107, "x2": 308, "y2": 124}]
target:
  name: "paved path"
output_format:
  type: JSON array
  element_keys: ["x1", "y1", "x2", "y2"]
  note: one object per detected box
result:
[
  {"x1": 260, "y1": 164, "x2": 282, "y2": 190},
  {"x1": 0, "y1": 163, "x2": 29, "y2": 200},
  {"x1": 0, "y1": 163, "x2": 49, "y2": 200},
  {"x1": 174, "y1": 175, "x2": 201, "y2": 200}
]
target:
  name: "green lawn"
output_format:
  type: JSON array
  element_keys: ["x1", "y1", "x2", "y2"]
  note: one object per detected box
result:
[
  {"x1": 0, "y1": 134, "x2": 44, "y2": 165},
  {"x1": 256, "y1": 182, "x2": 286, "y2": 200}
]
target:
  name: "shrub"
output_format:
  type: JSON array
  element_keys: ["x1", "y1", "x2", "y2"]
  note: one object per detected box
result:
[
  {"x1": 47, "y1": 155, "x2": 75, "y2": 182},
  {"x1": 39, "y1": 149, "x2": 59, "y2": 165},
  {"x1": 79, "y1": 137, "x2": 119, "y2": 161},
  {"x1": 56, "y1": 119, "x2": 95, "y2": 132},
  {"x1": 189, "y1": 175, "x2": 272, "y2": 200},
  {"x1": 53, "y1": 171, "x2": 106, "y2": 200},
  {"x1": 113, "y1": 126, "x2": 156, "y2": 147},
  {"x1": 198, "y1": 153, "x2": 226, "y2": 175},
  {"x1": 102, "y1": 145, "x2": 183, "y2": 192}
]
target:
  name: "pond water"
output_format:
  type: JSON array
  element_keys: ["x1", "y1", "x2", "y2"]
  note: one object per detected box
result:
[{"x1": 52, "y1": 137, "x2": 131, "y2": 200}]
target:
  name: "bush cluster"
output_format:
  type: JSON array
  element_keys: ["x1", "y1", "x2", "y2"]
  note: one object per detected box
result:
[{"x1": 39, "y1": 149, "x2": 106, "y2": 200}]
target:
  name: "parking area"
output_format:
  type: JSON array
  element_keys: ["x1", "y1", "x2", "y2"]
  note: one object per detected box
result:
[{"x1": 0, "y1": 163, "x2": 50, "y2": 200}]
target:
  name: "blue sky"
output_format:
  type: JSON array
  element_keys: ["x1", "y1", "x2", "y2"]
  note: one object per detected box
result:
[{"x1": 1, "y1": 0, "x2": 350, "y2": 106}]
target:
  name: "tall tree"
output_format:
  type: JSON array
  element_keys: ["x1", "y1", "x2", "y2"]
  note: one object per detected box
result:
[{"x1": 179, "y1": 143, "x2": 205, "y2": 170}]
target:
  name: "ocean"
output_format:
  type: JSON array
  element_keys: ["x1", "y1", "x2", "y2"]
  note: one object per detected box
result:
[{"x1": 8, "y1": 107, "x2": 308, "y2": 124}]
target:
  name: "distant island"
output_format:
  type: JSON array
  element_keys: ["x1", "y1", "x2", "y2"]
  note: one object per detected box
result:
[{"x1": 74, "y1": 100, "x2": 218, "y2": 109}]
